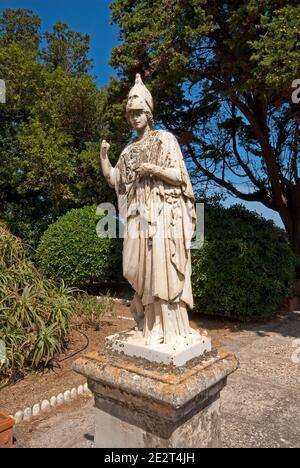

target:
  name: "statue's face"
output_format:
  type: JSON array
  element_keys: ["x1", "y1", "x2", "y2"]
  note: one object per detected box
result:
[{"x1": 128, "y1": 109, "x2": 148, "y2": 132}]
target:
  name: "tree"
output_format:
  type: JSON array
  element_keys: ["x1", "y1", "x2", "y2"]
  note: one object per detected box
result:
[
  {"x1": 0, "y1": 9, "x2": 113, "y2": 246},
  {"x1": 42, "y1": 22, "x2": 92, "y2": 74},
  {"x1": 0, "y1": 42, "x2": 45, "y2": 218},
  {"x1": 0, "y1": 8, "x2": 41, "y2": 51},
  {"x1": 107, "y1": 0, "x2": 300, "y2": 269}
]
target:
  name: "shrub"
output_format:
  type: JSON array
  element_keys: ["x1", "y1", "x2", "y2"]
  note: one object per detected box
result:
[
  {"x1": 74, "y1": 294, "x2": 114, "y2": 330},
  {"x1": 36, "y1": 205, "x2": 122, "y2": 287},
  {"x1": 0, "y1": 222, "x2": 77, "y2": 386},
  {"x1": 192, "y1": 204, "x2": 296, "y2": 321}
]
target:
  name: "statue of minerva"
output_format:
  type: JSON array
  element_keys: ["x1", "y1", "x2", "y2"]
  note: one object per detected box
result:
[{"x1": 100, "y1": 74, "x2": 198, "y2": 347}]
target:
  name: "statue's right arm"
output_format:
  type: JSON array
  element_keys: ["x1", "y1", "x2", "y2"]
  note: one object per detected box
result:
[{"x1": 100, "y1": 140, "x2": 116, "y2": 189}]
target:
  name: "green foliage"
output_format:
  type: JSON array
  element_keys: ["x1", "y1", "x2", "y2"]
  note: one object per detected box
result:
[
  {"x1": 16, "y1": 120, "x2": 77, "y2": 217},
  {"x1": 42, "y1": 21, "x2": 92, "y2": 74},
  {"x1": 0, "y1": 8, "x2": 41, "y2": 51},
  {"x1": 192, "y1": 204, "x2": 296, "y2": 321},
  {"x1": 109, "y1": 0, "x2": 300, "y2": 112},
  {"x1": 250, "y1": 5, "x2": 300, "y2": 89},
  {"x1": 0, "y1": 222, "x2": 77, "y2": 385},
  {"x1": 75, "y1": 294, "x2": 114, "y2": 330},
  {"x1": 0, "y1": 9, "x2": 114, "y2": 248},
  {"x1": 36, "y1": 206, "x2": 122, "y2": 287}
]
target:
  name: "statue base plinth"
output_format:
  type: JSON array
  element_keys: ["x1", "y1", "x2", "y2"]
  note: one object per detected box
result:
[
  {"x1": 106, "y1": 329, "x2": 212, "y2": 367},
  {"x1": 73, "y1": 351, "x2": 238, "y2": 448}
]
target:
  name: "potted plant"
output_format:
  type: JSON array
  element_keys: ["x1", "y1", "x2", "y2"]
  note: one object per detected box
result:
[{"x1": 0, "y1": 412, "x2": 15, "y2": 448}]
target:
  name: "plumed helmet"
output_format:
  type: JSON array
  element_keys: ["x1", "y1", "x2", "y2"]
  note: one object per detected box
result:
[{"x1": 126, "y1": 74, "x2": 154, "y2": 115}]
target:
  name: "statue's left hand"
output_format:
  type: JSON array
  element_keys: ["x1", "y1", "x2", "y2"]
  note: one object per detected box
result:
[{"x1": 135, "y1": 163, "x2": 155, "y2": 177}]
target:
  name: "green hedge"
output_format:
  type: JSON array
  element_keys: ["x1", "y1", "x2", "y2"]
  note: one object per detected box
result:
[
  {"x1": 36, "y1": 205, "x2": 122, "y2": 286},
  {"x1": 192, "y1": 204, "x2": 296, "y2": 321},
  {"x1": 36, "y1": 203, "x2": 296, "y2": 321}
]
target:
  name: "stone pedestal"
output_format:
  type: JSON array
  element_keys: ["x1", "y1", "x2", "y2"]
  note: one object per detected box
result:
[
  {"x1": 106, "y1": 329, "x2": 212, "y2": 367},
  {"x1": 73, "y1": 350, "x2": 238, "y2": 448}
]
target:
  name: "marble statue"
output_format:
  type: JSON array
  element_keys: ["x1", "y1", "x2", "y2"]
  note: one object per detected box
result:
[{"x1": 100, "y1": 74, "x2": 198, "y2": 348}]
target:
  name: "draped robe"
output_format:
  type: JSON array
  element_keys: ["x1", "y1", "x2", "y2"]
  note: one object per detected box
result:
[{"x1": 114, "y1": 130, "x2": 196, "y2": 344}]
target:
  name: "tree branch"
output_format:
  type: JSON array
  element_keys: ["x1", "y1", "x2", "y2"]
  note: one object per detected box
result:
[
  {"x1": 231, "y1": 104, "x2": 266, "y2": 191},
  {"x1": 187, "y1": 144, "x2": 274, "y2": 209},
  {"x1": 230, "y1": 94, "x2": 292, "y2": 227}
]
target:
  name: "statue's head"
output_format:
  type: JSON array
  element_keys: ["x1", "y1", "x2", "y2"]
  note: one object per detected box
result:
[{"x1": 126, "y1": 74, "x2": 154, "y2": 130}]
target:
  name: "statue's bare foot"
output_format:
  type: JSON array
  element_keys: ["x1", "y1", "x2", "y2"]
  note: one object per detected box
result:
[{"x1": 145, "y1": 330, "x2": 164, "y2": 346}]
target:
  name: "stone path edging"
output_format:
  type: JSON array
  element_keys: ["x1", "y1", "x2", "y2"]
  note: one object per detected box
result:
[{"x1": 11, "y1": 383, "x2": 92, "y2": 425}]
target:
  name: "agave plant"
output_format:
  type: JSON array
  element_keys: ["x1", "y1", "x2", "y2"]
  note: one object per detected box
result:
[{"x1": 0, "y1": 223, "x2": 78, "y2": 386}]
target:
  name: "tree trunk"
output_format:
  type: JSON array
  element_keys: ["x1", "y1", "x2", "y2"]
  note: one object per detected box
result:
[
  {"x1": 284, "y1": 184, "x2": 300, "y2": 279},
  {"x1": 291, "y1": 229, "x2": 300, "y2": 279}
]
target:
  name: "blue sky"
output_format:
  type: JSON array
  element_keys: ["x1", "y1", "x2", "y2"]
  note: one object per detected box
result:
[
  {"x1": 0, "y1": 0, "x2": 119, "y2": 87},
  {"x1": 0, "y1": 1, "x2": 284, "y2": 227}
]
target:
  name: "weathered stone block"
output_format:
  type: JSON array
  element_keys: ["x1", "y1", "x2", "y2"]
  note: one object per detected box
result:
[
  {"x1": 73, "y1": 351, "x2": 238, "y2": 448},
  {"x1": 106, "y1": 329, "x2": 212, "y2": 367}
]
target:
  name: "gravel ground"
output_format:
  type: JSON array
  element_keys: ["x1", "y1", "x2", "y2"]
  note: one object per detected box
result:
[{"x1": 7, "y1": 306, "x2": 300, "y2": 448}]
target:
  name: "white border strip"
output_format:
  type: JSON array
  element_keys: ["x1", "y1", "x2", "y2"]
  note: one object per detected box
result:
[{"x1": 11, "y1": 383, "x2": 92, "y2": 424}]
